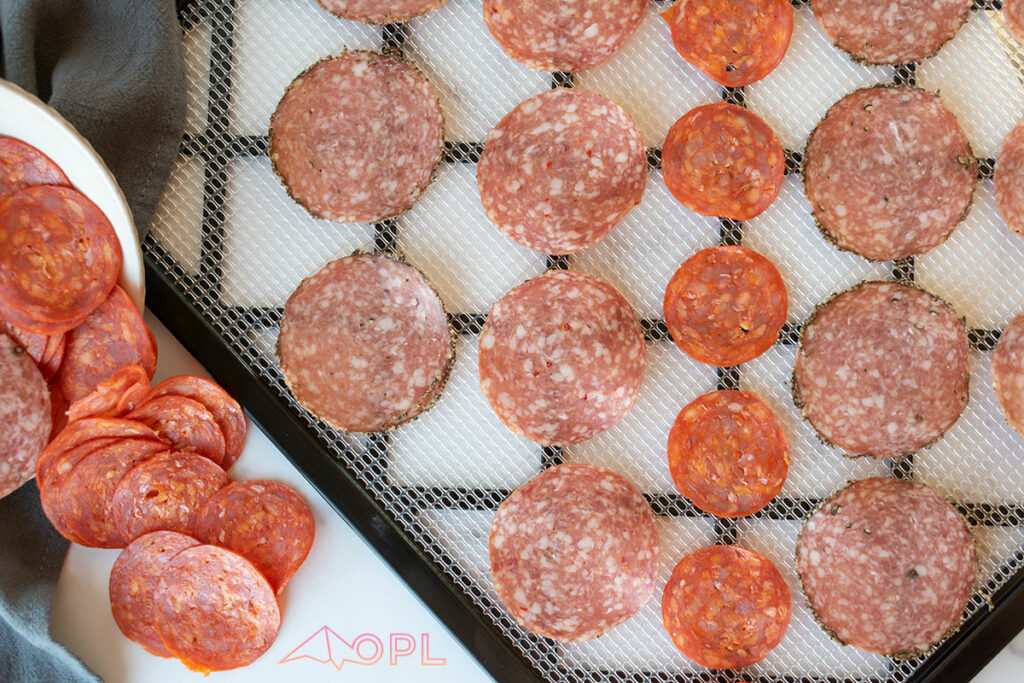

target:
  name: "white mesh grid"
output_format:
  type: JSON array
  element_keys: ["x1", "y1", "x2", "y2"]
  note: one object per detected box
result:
[{"x1": 149, "y1": 2, "x2": 1024, "y2": 681}]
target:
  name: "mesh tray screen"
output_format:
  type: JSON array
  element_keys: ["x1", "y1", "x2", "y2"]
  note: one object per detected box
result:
[{"x1": 151, "y1": 1, "x2": 1024, "y2": 680}]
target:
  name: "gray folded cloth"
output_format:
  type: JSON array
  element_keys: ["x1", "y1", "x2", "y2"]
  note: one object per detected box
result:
[{"x1": 0, "y1": 0, "x2": 186, "y2": 680}]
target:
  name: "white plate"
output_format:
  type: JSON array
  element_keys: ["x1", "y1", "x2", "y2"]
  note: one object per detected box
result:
[{"x1": 0, "y1": 78, "x2": 145, "y2": 311}]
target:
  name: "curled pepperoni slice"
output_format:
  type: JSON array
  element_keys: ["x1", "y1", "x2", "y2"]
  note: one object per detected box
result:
[{"x1": 66, "y1": 365, "x2": 150, "y2": 423}]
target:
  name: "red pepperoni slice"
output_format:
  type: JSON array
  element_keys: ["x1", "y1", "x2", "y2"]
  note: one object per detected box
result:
[
  {"x1": 47, "y1": 379, "x2": 69, "y2": 440},
  {"x1": 194, "y1": 480, "x2": 315, "y2": 594},
  {"x1": 663, "y1": 246, "x2": 787, "y2": 367},
  {"x1": 109, "y1": 531, "x2": 200, "y2": 657},
  {"x1": 0, "y1": 136, "x2": 70, "y2": 200},
  {"x1": 668, "y1": 391, "x2": 789, "y2": 517},
  {"x1": 0, "y1": 332, "x2": 51, "y2": 499},
  {"x1": 39, "y1": 436, "x2": 121, "y2": 545},
  {"x1": 996, "y1": 116, "x2": 1024, "y2": 239},
  {"x1": 128, "y1": 395, "x2": 227, "y2": 467},
  {"x1": 662, "y1": 0, "x2": 793, "y2": 87},
  {"x1": 0, "y1": 321, "x2": 65, "y2": 381},
  {"x1": 0, "y1": 186, "x2": 121, "y2": 334},
  {"x1": 663, "y1": 103, "x2": 785, "y2": 220},
  {"x1": 59, "y1": 439, "x2": 167, "y2": 548},
  {"x1": 112, "y1": 452, "x2": 230, "y2": 543},
  {"x1": 144, "y1": 376, "x2": 247, "y2": 470},
  {"x1": 316, "y1": 0, "x2": 448, "y2": 24},
  {"x1": 36, "y1": 416, "x2": 160, "y2": 487},
  {"x1": 57, "y1": 286, "x2": 157, "y2": 403},
  {"x1": 66, "y1": 365, "x2": 150, "y2": 423},
  {"x1": 154, "y1": 545, "x2": 281, "y2": 672},
  {"x1": 662, "y1": 545, "x2": 791, "y2": 669}
]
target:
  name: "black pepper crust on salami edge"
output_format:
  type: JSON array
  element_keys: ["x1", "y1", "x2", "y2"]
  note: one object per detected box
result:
[
  {"x1": 791, "y1": 281, "x2": 969, "y2": 459},
  {"x1": 801, "y1": 85, "x2": 977, "y2": 263},
  {"x1": 268, "y1": 51, "x2": 445, "y2": 224},
  {"x1": 276, "y1": 251, "x2": 455, "y2": 434}
]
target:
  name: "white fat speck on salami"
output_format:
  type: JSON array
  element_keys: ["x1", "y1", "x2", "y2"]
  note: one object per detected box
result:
[
  {"x1": 810, "y1": 0, "x2": 970, "y2": 65},
  {"x1": 269, "y1": 52, "x2": 443, "y2": 224},
  {"x1": 316, "y1": 0, "x2": 448, "y2": 24},
  {"x1": 803, "y1": 86, "x2": 976, "y2": 262},
  {"x1": 0, "y1": 332, "x2": 51, "y2": 499},
  {"x1": 793, "y1": 281, "x2": 968, "y2": 458},
  {"x1": 478, "y1": 270, "x2": 646, "y2": 446},
  {"x1": 489, "y1": 463, "x2": 660, "y2": 642},
  {"x1": 797, "y1": 477, "x2": 977, "y2": 656},
  {"x1": 483, "y1": 0, "x2": 646, "y2": 72},
  {"x1": 278, "y1": 253, "x2": 454, "y2": 433},
  {"x1": 991, "y1": 311, "x2": 1024, "y2": 439},
  {"x1": 477, "y1": 88, "x2": 647, "y2": 255}
]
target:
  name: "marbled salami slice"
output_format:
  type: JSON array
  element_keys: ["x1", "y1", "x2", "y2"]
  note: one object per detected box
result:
[
  {"x1": 662, "y1": 0, "x2": 793, "y2": 87},
  {"x1": 793, "y1": 282, "x2": 968, "y2": 458},
  {"x1": 279, "y1": 253, "x2": 454, "y2": 433},
  {"x1": 477, "y1": 88, "x2": 647, "y2": 254},
  {"x1": 668, "y1": 391, "x2": 789, "y2": 517},
  {"x1": 144, "y1": 376, "x2": 247, "y2": 470},
  {"x1": 112, "y1": 452, "x2": 231, "y2": 543},
  {"x1": 0, "y1": 332, "x2": 51, "y2": 499},
  {"x1": 489, "y1": 463, "x2": 660, "y2": 642},
  {"x1": 0, "y1": 321, "x2": 64, "y2": 381},
  {"x1": 154, "y1": 545, "x2": 281, "y2": 672},
  {"x1": 316, "y1": 0, "x2": 447, "y2": 23},
  {"x1": 663, "y1": 246, "x2": 787, "y2": 366},
  {"x1": 811, "y1": 0, "x2": 970, "y2": 65},
  {"x1": 0, "y1": 136, "x2": 71, "y2": 200},
  {"x1": 270, "y1": 52, "x2": 443, "y2": 223},
  {"x1": 797, "y1": 477, "x2": 977, "y2": 656},
  {"x1": 991, "y1": 311, "x2": 1024, "y2": 439},
  {"x1": 996, "y1": 116, "x2": 1024, "y2": 239},
  {"x1": 803, "y1": 86, "x2": 976, "y2": 261},
  {"x1": 109, "y1": 531, "x2": 200, "y2": 657},
  {"x1": 0, "y1": 186, "x2": 121, "y2": 334},
  {"x1": 56, "y1": 286, "x2": 157, "y2": 403},
  {"x1": 66, "y1": 365, "x2": 150, "y2": 423},
  {"x1": 194, "y1": 480, "x2": 315, "y2": 594},
  {"x1": 128, "y1": 396, "x2": 227, "y2": 467},
  {"x1": 479, "y1": 270, "x2": 646, "y2": 445},
  {"x1": 662, "y1": 545, "x2": 791, "y2": 668}
]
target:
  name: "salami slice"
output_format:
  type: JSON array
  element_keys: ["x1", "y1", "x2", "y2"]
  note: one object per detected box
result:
[
  {"x1": 663, "y1": 246, "x2": 787, "y2": 367},
  {"x1": 109, "y1": 531, "x2": 200, "y2": 657},
  {"x1": 36, "y1": 416, "x2": 160, "y2": 487},
  {"x1": 112, "y1": 452, "x2": 231, "y2": 543},
  {"x1": 483, "y1": 0, "x2": 646, "y2": 72},
  {"x1": 996, "y1": 117, "x2": 1024, "y2": 239},
  {"x1": 811, "y1": 0, "x2": 970, "y2": 65},
  {"x1": 59, "y1": 439, "x2": 167, "y2": 548},
  {"x1": 0, "y1": 332, "x2": 51, "y2": 499},
  {"x1": 66, "y1": 365, "x2": 150, "y2": 423},
  {"x1": 991, "y1": 311, "x2": 1024, "y2": 439},
  {"x1": 0, "y1": 321, "x2": 64, "y2": 381},
  {"x1": 144, "y1": 376, "x2": 247, "y2": 470},
  {"x1": 316, "y1": 0, "x2": 447, "y2": 24},
  {"x1": 797, "y1": 477, "x2": 977, "y2": 656},
  {"x1": 56, "y1": 286, "x2": 157, "y2": 403},
  {"x1": 663, "y1": 103, "x2": 785, "y2": 221},
  {"x1": 662, "y1": 545, "x2": 790, "y2": 668},
  {"x1": 668, "y1": 391, "x2": 789, "y2": 517},
  {"x1": 489, "y1": 463, "x2": 660, "y2": 641},
  {"x1": 476, "y1": 88, "x2": 647, "y2": 254},
  {"x1": 270, "y1": 52, "x2": 443, "y2": 223},
  {"x1": 0, "y1": 186, "x2": 121, "y2": 334},
  {"x1": 661, "y1": 0, "x2": 793, "y2": 87},
  {"x1": 479, "y1": 270, "x2": 646, "y2": 445},
  {"x1": 154, "y1": 545, "x2": 281, "y2": 672},
  {"x1": 279, "y1": 253, "x2": 454, "y2": 433},
  {"x1": 0, "y1": 136, "x2": 70, "y2": 200},
  {"x1": 194, "y1": 480, "x2": 315, "y2": 594},
  {"x1": 803, "y1": 86, "x2": 977, "y2": 261},
  {"x1": 128, "y1": 396, "x2": 227, "y2": 467},
  {"x1": 793, "y1": 281, "x2": 969, "y2": 458},
  {"x1": 1008, "y1": 0, "x2": 1024, "y2": 45}
]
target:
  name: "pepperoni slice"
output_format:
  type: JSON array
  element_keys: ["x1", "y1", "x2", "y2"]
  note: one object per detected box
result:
[
  {"x1": 39, "y1": 436, "x2": 121, "y2": 545},
  {"x1": 128, "y1": 395, "x2": 227, "y2": 467},
  {"x1": 36, "y1": 416, "x2": 160, "y2": 488},
  {"x1": 47, "y1": 379, "x2": 69, "y2": 440},
  {"x1": 662, "y1": 103, "x2": 785, "y2": 220},
  {"x1": 66, "y1": 365, "x2": 150, "y2": 423},
  {"x1": 0, "y1": 332, "x2": 51, "y2": 499},
  {"x1": 57, "y1": 286, "x2": 157, "y2": 403},
  {"x1": 112, "y1": 452, "x2": 230, "y2": 543},
  {"x1": 662, "y1": 545, "x2": 791, "y2": 669},
  {"x1": 0, "y1": 321, "x2": 65, "y2": 381},
  {"x1": 0, "y1": 136, "x2": 71, "y2": 200},
  {"x1": 662, "y1": 0, "x2": 793, "y2": 87},
  {"x1": 668, "y1": 391, "x2": 789, "y2": 517},
  {"x1": 109, "y1": 531, "x2": 200, "y2": 657},
  {"x1": 0, "y1": 186, "x2": 121, "y2": 333},
  {"x1": 663, "y1": 246, "x2": 787, "y2": 367},
  {"x1": 194, "y1": 480, "x2": 315, "y2": 594},
  {"x1": 154, "y1": 545, "x2": 281, "y2": 672},
  {"x1": 144, "y1": 376, "x2": 247, "y2": 470}
]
